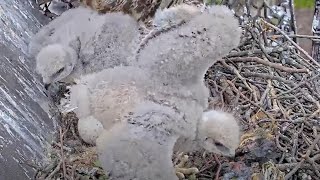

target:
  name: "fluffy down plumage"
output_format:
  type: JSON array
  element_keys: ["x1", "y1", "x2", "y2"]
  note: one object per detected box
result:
[
  {"x1": 32, "y1": 7, "x2": 140, "y2": 85},
  {"x1": 52, "y1": 3, "x2": 242, "y2": 179},
  {"x1": 94, "y1": 5, "x2": 241, "y2": 179}
]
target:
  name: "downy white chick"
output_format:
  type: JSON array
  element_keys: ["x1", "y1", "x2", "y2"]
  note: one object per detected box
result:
[
  {"x1": 35, "y1": 42, "x2": 81, "y2": 86},
  {"x1": 134, "y1": 4, "x2": 202, "y2": 57},
  {"x1": 134, "y1": 4, "x2": 242, "y2": 139},
  {"x1": 173, "y1": 110, "x2": 241, "y2": 157},
  {"x1": 137, "y1": 5, "x2": 241, "y2": 88},
  {"x1": 68, "y1": 3, "x2": 203, "y2": 145},
  {"x1": 69, "y1": 66, "x2": 148, "y2": 144},
  {"x1": 198, "y1": 110, "x2": 240, "y2": 156},
  {"x1": 97, "y1": 104, "x2": 241, "y2": 179},
  {"x1": 96, "y1": 102, "x2": 182, "y2": 180},
  {"x1": 153, "y1": 4, "x2": 201, "y2": 29},
  {"x1": 79, "y1": 12, "x2": 140, "y2": 75},
  {"x1": 96, "y1": 5, "x2": 241, "y2": 179},
  {"x1": 29, "y1": 6, "x2": 105, "y2": 59},
  {"x1": 32, "y1": 7, "x2": 140, "y2": 86}
]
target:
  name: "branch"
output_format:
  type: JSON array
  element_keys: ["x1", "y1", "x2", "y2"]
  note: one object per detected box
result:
[
  {"x1": 261, "y1": 19, "x2": 320, "y2": 68},
  {"x1": 226, "y1": 57, "x2": 309, "y2": 73}
]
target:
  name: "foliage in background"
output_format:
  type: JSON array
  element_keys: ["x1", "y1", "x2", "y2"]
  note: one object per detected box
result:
[{"x1": 294, "y1": 0, "x2": 315, "y2": 9}]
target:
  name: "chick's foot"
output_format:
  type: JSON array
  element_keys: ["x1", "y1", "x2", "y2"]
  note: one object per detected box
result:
[{"x1": 174, "y1": 152, "x2": 199, "y2": 179}]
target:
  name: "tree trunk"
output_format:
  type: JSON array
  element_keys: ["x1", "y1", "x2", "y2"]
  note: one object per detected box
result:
[
  {"x1": 0, "y1": 0, "x2": 57, "y2": 179},
  {"x1": 312, "y1": 0, "x2": 320, "y2": 62}
]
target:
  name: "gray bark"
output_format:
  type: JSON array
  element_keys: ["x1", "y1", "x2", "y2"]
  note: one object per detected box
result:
[
  {"x1": 0, "y1": 0, "x2": 57, "y2": 179},
  {"x1": 312, "y1": 0, "x2": 320, "y2": 62}
]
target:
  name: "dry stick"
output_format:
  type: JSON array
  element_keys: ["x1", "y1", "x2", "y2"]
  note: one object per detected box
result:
[
  {"x1": 226, "y1": 46, "x2": 289, "y2": 58},
  {"x1": 213, "y1": 154, "x2": 221, "y2": 180},
  {"x1": 241, "y1": 72, "x2": 296, "y2": 87},
  {"x1": 302, "y1": 133, "x2": 319, "y2": 150},
  {"x1": 271, "y1": 34, "x2": 320, "y2": 40},
  {"x1": 294, "y1": 52, "x2": 317, "y2": 70},
  {"x1": 226, "y1": 80, "x2": 276, "y2": 123},
  {"x1": 198, "y1": 155, "x2": 216, "y2": 173},
  {"x1": 267, "y1": 81, "x2": 277, "y2": 111},
  {"x1": 306, "y1": 157, "x2": 320, "y2": 177},
  {"x1": 226, "y1": 57, "x2": 309, "y2": 73},
  {"x1": 71, "y1": 165, "x2": 77, "y2": 180},
  {"x1": 311, "y1": 154, "x2": 320, "y2": 161},
  {"x1": 275, "y1": 134, "x2": 288, "y2": 152},
  {"x1": 292, "y1": 125, "x2": 304, "y2": 157},
  {"x1": 250, "y1": 83, "x2": 259, "y2": 103},
  {"x1": 300, "y1": 89, "x2": 320, "y2": 118},
  {"x1": 277, "y1": 163, "x2": 313, "y2": 170},
  {"x1": 261, "y1": 19, "x2": 320, "y2": 68},
  {"x1": 247, "y1": 26, "x2": 275, "y2": 63},
  {"x1": 267, "y1": 66, "x2": 281, "y2": 112},
  {"x1": 220, "y1": 60, "x2": 254, "y2": 92},
  {"x1": 277, "y1": 74, "x2": 320, "y2": 97},
  {"x1": 259, "y1": 81, "x2": 271, "y2": 106},
  {"x1": 59, "y1": 127, "x2": 67, "y2": 179},
  {"x1": 305, "y1": 82, "x2": 320, "y2": 100},
  {"x1": 46, "y1": 160, "x2": 62, "y2": 179},
  {"x1": 284, "y1": 134, "x2": 320, "y2": 180}
]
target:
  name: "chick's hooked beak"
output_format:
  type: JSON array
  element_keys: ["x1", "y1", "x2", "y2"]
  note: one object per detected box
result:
[{"x1": 44, "y1": 83, "x2": 51, "y2": 90}]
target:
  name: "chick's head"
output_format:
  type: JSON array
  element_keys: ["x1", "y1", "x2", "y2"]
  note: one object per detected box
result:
[
  {"x1": 198, "y1": 110, "x2": 240, "y2": 157},
  {"x1": 36, "y1": 43, "x2": 78, "y2": 85}
]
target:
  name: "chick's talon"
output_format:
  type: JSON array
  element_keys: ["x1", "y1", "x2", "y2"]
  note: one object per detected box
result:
[{"x1": 174, "y1": 153, "x2": 199, "y2": 179}]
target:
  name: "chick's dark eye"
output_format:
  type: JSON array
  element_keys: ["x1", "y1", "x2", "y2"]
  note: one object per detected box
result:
[{"x1": 214, "y1": 141, "x2": 223, "y2": 147}]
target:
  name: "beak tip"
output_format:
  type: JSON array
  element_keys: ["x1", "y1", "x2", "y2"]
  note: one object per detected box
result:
[{"x1": 44, "y1": 83, "x2": 50, "y2": 90}]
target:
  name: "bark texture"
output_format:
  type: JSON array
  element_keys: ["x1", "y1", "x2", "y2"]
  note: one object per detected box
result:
[{"x1": 0, "y1": 0, "x2": 56, "y2": 179}]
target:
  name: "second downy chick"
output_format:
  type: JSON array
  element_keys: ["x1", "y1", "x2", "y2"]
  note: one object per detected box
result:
[
  {"x1": 29, "y1": 6, "x2": 105, "y2": 59},
  {"x1": 32, "y1": 7, "x2": 140, "y2": 87},
  {"x1": 95, "y1": 4, "x2": 242, "y2": 179},
  {"x1": 35, "y1": 42, "x2": 81, "y2": 86},
  {"x1": 199, "y1": 110, "x2": 240, "y2": 156},
  {"x1": 68, "y1": 66, "x2": 148, "y2": 144},
  {"x1": 173, "y1": 110, "x2": 240, "y2": 157}
]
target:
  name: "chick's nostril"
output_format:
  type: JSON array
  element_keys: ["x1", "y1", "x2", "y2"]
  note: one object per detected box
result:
[{"x1": 44, "y1": 83, "x2": 51, "y2": 90}]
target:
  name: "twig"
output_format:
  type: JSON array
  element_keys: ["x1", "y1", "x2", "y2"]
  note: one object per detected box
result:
[
  {"x1": 199, "y1": 156, "x2": 216, "y2": 173},
  {"x1": 276, "y1": 74, "x2": 320, "y2": 97},
  {"x1": 226, "y1": 57, "x2": 309, "y2": 73},
  {"x1": 226, "y1": 47, "x2": 289, "y2": 58},
  {"x1": 284, "y1": 134, "x2": 320, "y2": 179},
  {"x1": 59, "y1": 127, "x2": 67, "y2": 179},
  {"x1": 213, "y1": 154, "x2": 221, "y2": 180},
  {"x1": 268, "y1": 79, "x2": 280, "y2": 111},
  {"x1": 53, "y1": 141, "x2": 73, "y2": 152},
  {"x1": 46, "y1": 160, "x2": 62, "y2": 180},
  {"x1": 271, "y1": 34, "x2": 320, "y2": 40},
  {"x1": 277, "y1": 163, "x2": 313, "y2": 170},
  {"x1": 241, "y1": 72, "x2": 295, "y2": 87},
  {"x1": 261, "y1": 19, "x2": 320, "y2": 68},
  {"x1": 220, "y1": 60, "x2": 254, "y2": 92}
]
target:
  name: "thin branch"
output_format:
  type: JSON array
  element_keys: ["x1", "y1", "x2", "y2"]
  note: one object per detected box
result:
[
  {"x1": 226, "y1": 57, "x2": 309, "y2": 73},
  {"x1": 261, "y1": 19, "x2": 320, "y2": 68}
]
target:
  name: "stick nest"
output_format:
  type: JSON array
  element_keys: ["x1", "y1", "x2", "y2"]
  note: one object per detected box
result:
[{"x1": 33, "y1": 0, "x2": 320, "y2": 180}]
